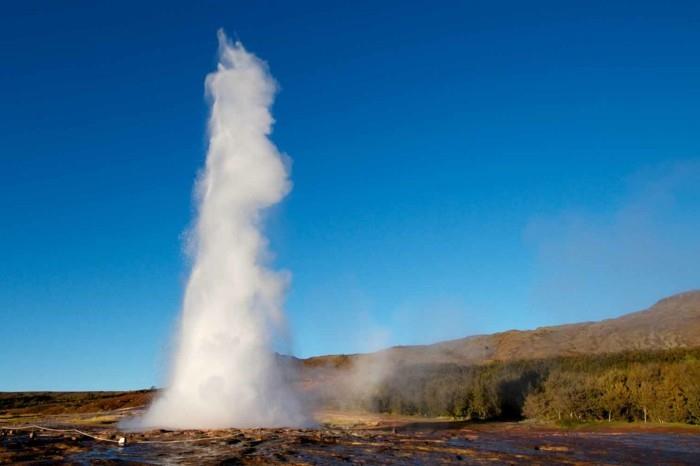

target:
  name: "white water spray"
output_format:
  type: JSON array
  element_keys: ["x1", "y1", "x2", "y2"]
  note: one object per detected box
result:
[{"x1": 138, "y1": 31, "x2": 306, "y2": 429}]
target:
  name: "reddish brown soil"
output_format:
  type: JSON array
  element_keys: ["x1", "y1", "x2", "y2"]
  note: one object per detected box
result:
[{"x1": 0, "y1": 390, "x2": 155, "y2": 416}]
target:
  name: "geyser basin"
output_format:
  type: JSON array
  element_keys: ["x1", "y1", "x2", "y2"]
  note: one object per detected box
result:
[{"x1": 135, "y1": 30, "x2": 307, "y2": 429}]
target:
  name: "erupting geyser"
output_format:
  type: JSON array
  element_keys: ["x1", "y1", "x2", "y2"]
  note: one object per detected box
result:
[{"x1": 138, "y1": 30, "x2": 307, "y2": 429}]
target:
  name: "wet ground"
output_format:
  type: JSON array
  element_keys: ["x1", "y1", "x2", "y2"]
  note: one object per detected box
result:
[{"x1": 2, "y1": 412, "x2": 700, "y2": 465}]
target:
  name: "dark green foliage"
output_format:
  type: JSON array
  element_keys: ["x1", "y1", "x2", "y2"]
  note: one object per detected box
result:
[{"x1": 363, "y1": 347, "x2": 700, "y2": 424}]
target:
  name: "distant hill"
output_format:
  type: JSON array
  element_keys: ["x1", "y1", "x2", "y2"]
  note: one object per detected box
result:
[{"x1": 301, "y1": 290, "x2": 700, "y2": 369}]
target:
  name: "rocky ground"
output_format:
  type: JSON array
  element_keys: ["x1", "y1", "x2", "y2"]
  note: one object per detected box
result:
[
  {"x1": 2, "y1": 392, "x2": 700, "y2": 464},
  {"x1": 2, "y1": 409, "x2": 700, "y2": 464}
]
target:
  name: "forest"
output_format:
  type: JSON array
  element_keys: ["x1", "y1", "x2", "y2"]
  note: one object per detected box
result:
[{"x1": 352, "y1": 347, "x2": 700, "y2": 424}]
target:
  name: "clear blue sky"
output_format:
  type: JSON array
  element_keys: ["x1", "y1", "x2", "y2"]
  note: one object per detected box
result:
[{"x1": 1, "y1": 1, "x2": 699, "y2": 390}]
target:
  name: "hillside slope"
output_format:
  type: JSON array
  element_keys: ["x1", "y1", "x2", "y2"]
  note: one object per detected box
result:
[{"x1": 303, "y1": 290, "x2": 700, "y2": 368}]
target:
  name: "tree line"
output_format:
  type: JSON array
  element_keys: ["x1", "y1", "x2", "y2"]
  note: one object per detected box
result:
[{"x1": 356, "y1": 347, "x2": 700, "y2": 424}]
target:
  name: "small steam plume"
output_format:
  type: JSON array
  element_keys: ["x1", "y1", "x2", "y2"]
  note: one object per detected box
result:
[{"x1": 137, "y1": 31, "x2": 307, "y2": 429}]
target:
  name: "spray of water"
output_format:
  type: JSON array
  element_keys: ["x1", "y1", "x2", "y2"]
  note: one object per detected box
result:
[{"x1": 137, "y1": 30, "x2": 307, "y2": 429}]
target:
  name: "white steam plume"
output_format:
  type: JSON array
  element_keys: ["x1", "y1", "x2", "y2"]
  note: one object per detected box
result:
[{"x1": 138, "y1": 30, "x2": 306, "y2": 429}]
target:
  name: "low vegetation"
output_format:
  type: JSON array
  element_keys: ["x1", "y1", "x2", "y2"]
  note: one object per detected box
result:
[
  {"x1": 355, "y1": 347, "x2": 700, "y2": 424},
  {"x1": 0, "y1": 390, "x2": 153, "y2": 416},
  {"x1": 4, "y1": 348, "x2": 700, "y2": 427}
]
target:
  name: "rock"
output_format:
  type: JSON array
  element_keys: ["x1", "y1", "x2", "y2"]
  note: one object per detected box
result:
[{"x1": 535, "y1": 445, "x2": 570, "y2": 452}]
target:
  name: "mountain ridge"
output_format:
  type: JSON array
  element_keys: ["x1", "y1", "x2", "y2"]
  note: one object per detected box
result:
[{"x1": 301, "y1": 290, "x2": 700, "y2": 369}]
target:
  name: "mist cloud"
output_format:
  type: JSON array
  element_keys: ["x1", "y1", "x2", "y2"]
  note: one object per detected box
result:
[{"x1": 525, "y1": 160, "x2": 700, "y2": 323}]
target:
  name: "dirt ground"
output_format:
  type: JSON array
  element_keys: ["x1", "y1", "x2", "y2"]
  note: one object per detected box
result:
[{"x1": 2, "y1": 392, "x2": 700, "y2": 465}]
